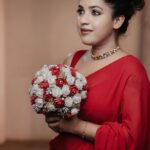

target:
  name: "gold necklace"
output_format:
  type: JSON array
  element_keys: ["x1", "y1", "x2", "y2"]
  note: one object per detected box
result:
[{"x1": 91, "y1": 46, "x2": 120, "y2": 60}]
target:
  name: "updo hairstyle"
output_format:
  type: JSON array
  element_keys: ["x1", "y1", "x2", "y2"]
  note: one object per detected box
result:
[{"x1": 104, "y1": 0, "x2": 145, "y2": 35}]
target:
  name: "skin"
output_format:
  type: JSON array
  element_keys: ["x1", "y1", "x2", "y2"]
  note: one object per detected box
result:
[{"x1": 45, "y1": 0, "x2": 128, "y2": 141}]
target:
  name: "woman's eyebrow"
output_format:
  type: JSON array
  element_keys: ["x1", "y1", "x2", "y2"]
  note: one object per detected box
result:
[
  {"x1": 89, "y1": 6, "x2": 103, "y2": 11},
  {"x1": 78, "y1": 5, "x2": 103, "y2": 11},
  {"x1": 78, "y1": 5, "x2": 84, "y2": 8}
]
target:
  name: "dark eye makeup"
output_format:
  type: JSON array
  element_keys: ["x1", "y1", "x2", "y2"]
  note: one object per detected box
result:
[
  {"x1": 91, "y1": 9, "x2": 102, "y2": 16},
  {"x1": 76, "y1": 5, "x2": 103, "y2": 16},
  {"x1": 76, "y1": 8, "x2": 85, "y2": 15}
]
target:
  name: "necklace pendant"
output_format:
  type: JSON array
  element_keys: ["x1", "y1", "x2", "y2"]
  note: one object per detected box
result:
[{"x1": 91, "y1": 46, "x2": 120, "y2": 60}]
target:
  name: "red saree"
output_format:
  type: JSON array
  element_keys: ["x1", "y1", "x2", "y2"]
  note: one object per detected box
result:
[{"x1": 49, "y1": 50, "x2": 150, "y2": 150}]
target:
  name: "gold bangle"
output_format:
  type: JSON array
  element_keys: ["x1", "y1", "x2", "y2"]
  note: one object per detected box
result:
[{"x1": 82, "y1": 122, "x2": 88, "y2": 140}]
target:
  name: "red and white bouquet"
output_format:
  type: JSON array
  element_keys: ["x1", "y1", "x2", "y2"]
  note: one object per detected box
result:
[{"x1": 28, "y1": 64, "x2": 87, "y2": 119}]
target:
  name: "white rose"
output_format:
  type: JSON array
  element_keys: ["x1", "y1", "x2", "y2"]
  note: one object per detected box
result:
[
  {"x1": 47, "y1": 75, "x2": 56, "y2": 86},
  {"x1": 52, "y1": 86, "x2": 62, "y2": 97},
  {"x1": 32, "y1": 105, "x2": 41, "y2": 112},
  {"x1": 64, "y1": 97, "x2": 73, "y2": 107},
  {"x1": 81, "y1": 91, "x2": 87, "y2": 99},
  {"x1": 29, "y1": 84, "x2": 43, "y2": 98},
  {"x1": 31, "y1": 84, "x2": 39, "y2": 92},
  {"x1": 41, "y1": 65, "x2": 49, "y2": 73},
  {"x1": 76, "y1": 72, "x2": 87, "y2": 85},
  {"x1": 75, "y1": 79, "x2": 83, "y2": 90},
  {"x1": 66, "y1": 75, "x2": 75, "y2": 85},
  {"x1": 71, "y1": 108, "x2": 79, "y2": 115},
  {"x1": 35, "y1": 65, "x2": 49, "y2": 77},
  {"x1": 36, "y1": 88, "x2": 44, "y2": 98},
  {"x1": 46, "y1": 87, "x2": 52, "y2": 94},
  {"x1": 35, "y1": 65, "x2": 55, "y2": 81},
  {"x1": 73, "y1": 94, "x2": 82, "y2": 104},
  {"x1": 46, "y1": 103, "x2": 57, "y2": 112},
  {"x1": 48, "y1": 64, "x2": 56, "y2": 68},
  {"x1": 81, "y1": 77, "x2": 87, "y2": 85},
  {"x1": 42, "y1": 64, "x2": 49, "y2": 69},
  {"x1": 62, "y1": 66, "x2": 71, "y2": 76},
  {"x1": 41, "y1": 71, "x2": 52, "y2": 80},
  {"x1": 34, "y1": 76, "x2": 44, "y2": 84},
  {"x1": 76, "y1": 72, "x2": 83, "y2": 79},
  {"x1": 62, "y1": 85, "x2": 70, "y2": 97},
  {"x1": 35, "y1": 98, "x2": 44, "y2": 108},
  {"x1": 45, "y1": 71, "x2": 53, "y2": 79},
  {"x1": 28, "y1": 85, "x2": 34, "y2": 96},
  {"x1": 35, "y1": 71, "x2": 41, "y2": 77}
]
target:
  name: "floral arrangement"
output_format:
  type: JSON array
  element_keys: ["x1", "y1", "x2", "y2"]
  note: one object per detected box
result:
[{"x1": 28, "y1": 64, "x2": 87, "y2": 119}]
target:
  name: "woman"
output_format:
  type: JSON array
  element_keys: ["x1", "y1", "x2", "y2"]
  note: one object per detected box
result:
[{"x1": 45, "y1": 0, "x2": 150, "y2": 149}]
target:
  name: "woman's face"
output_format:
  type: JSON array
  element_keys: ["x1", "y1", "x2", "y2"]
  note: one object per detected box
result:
[{"x1": 76, "y1": 0, "x2": 115, "y2": 46}]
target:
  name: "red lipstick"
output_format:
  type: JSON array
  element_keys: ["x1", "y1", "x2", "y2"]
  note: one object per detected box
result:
[{"x1": 80, "y1": 28, "x2": 93, "y2": 35}]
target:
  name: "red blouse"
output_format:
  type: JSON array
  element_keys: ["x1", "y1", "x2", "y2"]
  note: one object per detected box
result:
[{"x1": 49, "y1": 50, "x2": 150, "y2": 150}]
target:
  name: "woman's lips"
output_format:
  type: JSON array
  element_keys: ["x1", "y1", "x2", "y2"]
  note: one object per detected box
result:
[{"x1": 80, "y1": 28, "x2": 93, "y2": 35}]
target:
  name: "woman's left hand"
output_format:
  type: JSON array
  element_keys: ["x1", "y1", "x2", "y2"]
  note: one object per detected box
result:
[{"x1": 46, "y1": 115, "x2": 84, "y2": 134}]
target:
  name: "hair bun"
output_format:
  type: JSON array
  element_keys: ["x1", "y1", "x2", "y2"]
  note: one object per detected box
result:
[{"x1": 131, "y1": 0, "x2": 145, "y2": 11}]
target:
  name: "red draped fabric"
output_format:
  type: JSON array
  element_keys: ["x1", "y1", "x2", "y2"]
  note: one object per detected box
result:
[{"x1": 49, "y1": 50, "x2": 150, "y2": 150}]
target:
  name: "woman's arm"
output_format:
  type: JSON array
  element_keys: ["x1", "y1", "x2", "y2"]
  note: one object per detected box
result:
[
  {"x1": 46, "y1": 114, "x2": 100, "y2": 141},
  {"x1": 69, "y1": 117, "x2": 100, "y2": 141}
]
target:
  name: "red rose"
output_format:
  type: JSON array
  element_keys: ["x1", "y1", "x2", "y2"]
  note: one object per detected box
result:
[
  {"x1": 65, "y1": 112, "x2": 73, "y2": 119},
  {"x1": 43, "y1": 93, "x2": 52, "y2": 102},
  {"x1": 70, "y1": 85, "x2": 78, "y2": 95},
  {"x1": 56, "y1": 78, "x2": 66, "y2": 87},
  {"x1": 54, "y1": 98, "x2": 64, "y2": 108},
  {"x1": 57, "y1": 64, "x2": 64, "y2": 67},
  {"x1": 39, "y1": 80, "x2": 49, "y2": 89},
  {"x1": 31, "y1": 95, "x2": 37, "y2": 105},
  {"x1": 50, "y1": 66, "x2": 60, "y2": 76},
  {"x1": 70, "y1": 68, "x2": 76, "y2": 77},
  {"x1": 31, "y1": 77, "x2": 37, "y2": 85}
]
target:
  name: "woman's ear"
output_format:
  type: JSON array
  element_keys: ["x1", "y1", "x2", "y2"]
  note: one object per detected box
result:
[{"x1": 113, "y1": 16, "x2": 125, "y2": 29}]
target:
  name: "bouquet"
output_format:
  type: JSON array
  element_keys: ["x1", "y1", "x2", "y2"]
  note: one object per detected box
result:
[{"x1": 28, "y1": 64, "x2": 87, "y2": 119}]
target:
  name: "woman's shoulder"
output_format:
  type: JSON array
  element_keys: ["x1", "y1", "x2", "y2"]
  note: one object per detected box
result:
[
  {"x1": 63, "y1": 49, "x2": 87, "y2": 66},
  {"x1": 121, "y1": 54, "x2": 149, "y2": 81},
  {"x1": 123, "y1": 55, "x2": 145, "y2": 72}
]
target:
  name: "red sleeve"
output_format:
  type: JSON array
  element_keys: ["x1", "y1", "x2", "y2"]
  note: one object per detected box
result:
[{"x1": 94, "y1": 75, "x2": 150, "y2": 150}]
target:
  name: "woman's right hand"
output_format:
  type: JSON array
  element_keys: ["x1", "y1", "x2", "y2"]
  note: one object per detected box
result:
[{"x1": 45, "y1": 112, "x2": 61, "y2": 133}]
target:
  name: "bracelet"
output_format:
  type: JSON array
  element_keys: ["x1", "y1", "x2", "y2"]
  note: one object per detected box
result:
[{"x1": 82, "y1": 121, "x2": 88, "y2": 140}]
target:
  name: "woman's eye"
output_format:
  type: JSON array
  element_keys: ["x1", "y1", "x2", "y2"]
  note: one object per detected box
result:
[
  {"x1": 92, "y1": 10, "x2": 101, "y2": 16},
  {"x1": 76, "y1": 9, "x2": 84, "y2": 15}
]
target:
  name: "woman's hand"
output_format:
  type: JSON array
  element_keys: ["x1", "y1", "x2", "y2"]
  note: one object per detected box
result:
[
  {"x1": 45, "y1": 112, "x2": 62, "y2": 133},
  {"x1": 45, "y1": 113, "x2": 85, "y2": 134},
  {"x1": 45, "y1": 113, "x2": 100, "y2": 141}
]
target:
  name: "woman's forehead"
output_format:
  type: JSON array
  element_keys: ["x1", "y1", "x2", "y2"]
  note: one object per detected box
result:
[
  {"x1": 79, "y1": 0, "x2": 105, "y2": 7},
  {"x1": 78, "y1": 0, "x2": 112, "y2": 12}
]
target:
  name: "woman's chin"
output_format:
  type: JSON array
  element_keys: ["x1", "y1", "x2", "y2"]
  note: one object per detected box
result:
[{"x1": 81, "y1": 39, "x2": 94, "y2": 46}]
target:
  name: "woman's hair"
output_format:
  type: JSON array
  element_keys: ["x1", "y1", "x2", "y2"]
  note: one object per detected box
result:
[{"x1": 104, "y1": 0, "x2": 145, "y2": 35}]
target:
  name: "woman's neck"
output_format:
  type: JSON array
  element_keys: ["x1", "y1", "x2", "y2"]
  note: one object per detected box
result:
[{"x1": 91, "y1": 35, "x2": 119, "y2": 55}]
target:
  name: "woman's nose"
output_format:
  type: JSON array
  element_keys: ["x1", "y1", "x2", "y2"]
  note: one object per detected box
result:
[{"x1": 79, "y1": 14, "x2": 90, "y2": 25}]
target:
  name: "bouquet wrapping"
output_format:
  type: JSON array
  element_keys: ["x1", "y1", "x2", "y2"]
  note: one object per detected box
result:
[{"x1": 28, "y1": 64, "x2": 87, "y2": 119}]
